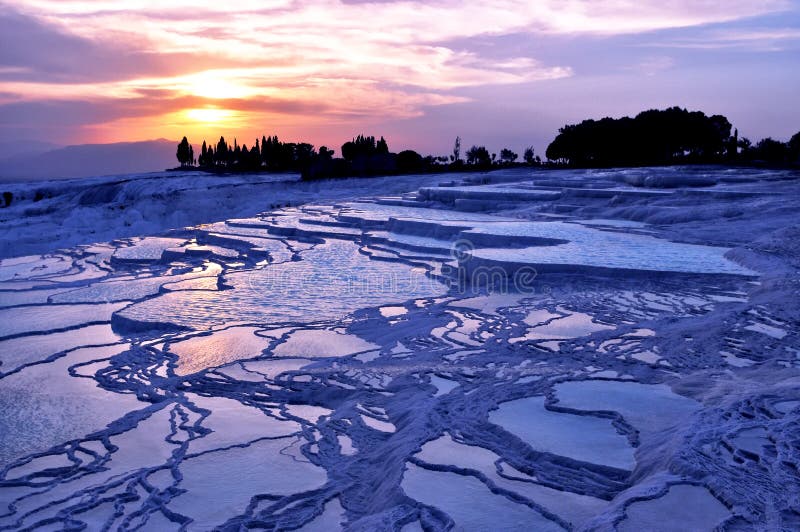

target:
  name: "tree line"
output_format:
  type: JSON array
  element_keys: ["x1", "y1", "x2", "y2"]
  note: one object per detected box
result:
[
  {"x1": 176, "y1": 133, "x2": 542, "y2": 179},
  {"x1": 176, "y1": 135, "x2": 320, "y2": 172},
  {"x1": 545, "y1": 106, "x2": 800, "y2": 167},
  {"x1": 175, "y1": 107, "x2": 799, "y2": 179},
  {"x1": 737, "y1": 135, "x2": 800, "y2": 166}
]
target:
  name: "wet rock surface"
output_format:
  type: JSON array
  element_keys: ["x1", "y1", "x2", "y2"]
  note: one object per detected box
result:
[{"x1": 1, "y1": 166, "x2": 799, "y2": 530}]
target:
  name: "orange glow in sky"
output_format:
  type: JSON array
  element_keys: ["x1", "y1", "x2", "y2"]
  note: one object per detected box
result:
[
  {"x1": 185, "y1": 108, "x2": 235, "y2": 124},
  {"x1": 1, "y1": 0, "x2": 798, "y2": 153}
]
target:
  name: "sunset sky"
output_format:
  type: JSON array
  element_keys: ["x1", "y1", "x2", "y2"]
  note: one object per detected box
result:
[{"x1": 1, "y1": 0, "x2": 799, "y2": 155}]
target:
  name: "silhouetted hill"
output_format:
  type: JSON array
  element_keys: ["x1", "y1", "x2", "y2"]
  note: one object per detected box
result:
[
  {"x1": 0, "y1": 139, "x2": 178, "y2": 182},
  {"x1": 0, "y1": 140, "x2": 62, "y2": 160}
]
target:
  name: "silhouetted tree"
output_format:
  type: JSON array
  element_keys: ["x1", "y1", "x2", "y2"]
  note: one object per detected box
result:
[
  {"x1": 198, "y1": 140, "x2": 208, "y2": 167},
  {"x1": 248, "y1": 139, "x2": 262, "y2": 169},
  {"x1": 376, "y1": 136, "x2": 389, "y2": 155},
  {"x1": 262, "y1": 135, "x2": 278, "y2": 169},
  {"x1": 295, "y1": 143, "x2": 316, "y2": 168},
  {"x1": 500, "y1": 148, "x2": 518, "y2": 164},
  {"x1": 281, "y1": 142, "x2": 296, "y2": 168},
  {"x1": 232, "y1": 138, "x2": 241, "y2": 166},
  {"x1": 752, "y1": 138, "x2": 788, "y2": 163},
  {"x1": 451, "y1": 136, "x2": 461, "y2": 163},
  {"x1": 788, "y1": 131, "x2": 800, "y2": 163},
  {"x1": 341, "y1": 135, "x2": 378, "y2": 161},
  {"x1": 726, "y1": 128, "x2": 739, "y2": 161},
  {"x1": 466, "y1": 145, "x2": 491, "y2": 167},
  {"x1": 176, "y1": 136, "x2": 192, "y2": 167},
  {"x1": 523, "y1": 146, "x2": 535, "y2": 164},
  {"x1": 396, "y1": 150, "x2": 423, "y2": 173},
  {"x1": 261, "y1": 135, "x2": 269, "y2": 167},
  {"x1": 216, "y1": 136, "x2": 228, "y2": 166},
  {"x1": 738, "y1": 136, "x2": 752, "y2": 155}
]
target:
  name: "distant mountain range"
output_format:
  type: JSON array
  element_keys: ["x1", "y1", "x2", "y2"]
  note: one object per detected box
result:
[
  {"x1": 0, "y1": 140, "x2": 63, "y2": 159},
  {"x1": 0, "y1": 139, "x2": 180, "y2": 182}
]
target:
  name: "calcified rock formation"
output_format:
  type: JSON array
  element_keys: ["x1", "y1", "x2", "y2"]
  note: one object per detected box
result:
[{"x1": 1, "y1": 166, "x2": 798, "y2": 530}]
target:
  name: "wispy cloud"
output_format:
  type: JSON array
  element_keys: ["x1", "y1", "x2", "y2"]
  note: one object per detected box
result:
[
  {"x1": 642, "y1": 27, "x2": 800, "y2": 51},
  {"x1": 0, "y1": 0, "x2": 794, "y2": 144}
]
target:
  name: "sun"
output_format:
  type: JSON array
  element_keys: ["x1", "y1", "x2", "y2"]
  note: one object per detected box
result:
[{"x1": 185, "y1": 108, "x2": 234, "y2": 123}]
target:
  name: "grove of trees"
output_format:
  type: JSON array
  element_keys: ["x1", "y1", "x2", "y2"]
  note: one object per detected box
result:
[
  {"x1": 545, "y1": 106, "x2": 800, "y2": 168},
  {"x1": 545, "y1": 107, "x2": 734, "y2": 167},
  {"x1": 738, "y1": 133, "x2": 800, "y2": 166},
  {"x1": 192, "y1": 135, "x2": 318, "y2": 172},
  {"x1": 177, "y1": 133, "x2": 540, "y2": 180},
  {"x1": 174, "y1": 107, "x2": 798, "y2": 179}
]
